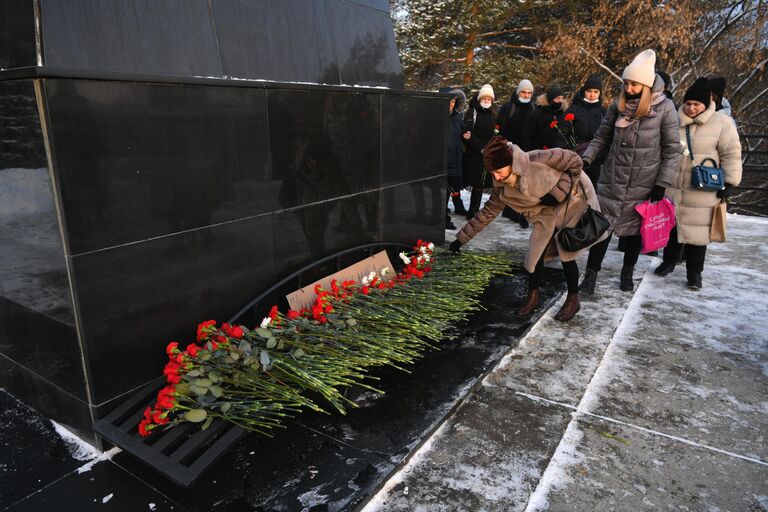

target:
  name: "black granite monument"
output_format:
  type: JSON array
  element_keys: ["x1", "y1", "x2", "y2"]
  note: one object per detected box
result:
[{"x1": 0, "y1": 0, "x2": 447, "y2": 446}]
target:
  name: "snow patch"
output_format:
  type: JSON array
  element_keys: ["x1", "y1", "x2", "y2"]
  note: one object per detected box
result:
[
  {"x1": 76, "y1": 447, "x2": 122, "y2": 474},
  {"x1": 51, "y1": 420, "x2": 100, "y2": 462}
]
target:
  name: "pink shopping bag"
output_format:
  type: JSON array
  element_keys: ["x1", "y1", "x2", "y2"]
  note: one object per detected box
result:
[{"x1": 634, "y1": 197, "x2": 676, "y2": 254}]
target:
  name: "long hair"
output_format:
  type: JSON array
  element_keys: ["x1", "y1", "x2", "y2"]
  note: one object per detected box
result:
[{"x1": 617, "y1": 85, "x2": 653, "y2": 118}]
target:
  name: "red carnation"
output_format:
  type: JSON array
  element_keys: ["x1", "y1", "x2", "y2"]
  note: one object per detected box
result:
[
  {"x1": 269, "y1": 305, "x2": 279, "y2": 320},
  {"x1": 138, "y1": 419, "x2": 152, "y2": 437},
  {"x1": 361, "y1": 285, "x2": 369, "y2": 295},
  {"x1": 564, "y1": 113, "x2": 575, "y2": 122},
  {"x1": 166, "y1": 342, "x2": 179, "y2": 355},
  {"x1": 287, "y1": 310, "x2": 300, "y2": 319},
  {"x1": 186, "y1": 344, "x2": 200, "y2": 357},
  {"x1": 196, "y1": 320, "x2": 216, "y2": 341},
  {"x1": 152, "y1": 409, "x2": 170, "y2": 425},
  {"x1": 230, "y1": 326, "x2": 244, "y2": 338},
  {"x1": 549, "y1": 120, "x2": 558, "y2": 129}
]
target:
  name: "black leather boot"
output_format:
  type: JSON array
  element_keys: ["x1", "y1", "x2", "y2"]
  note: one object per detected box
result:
[
  {"x1": 452, "y1": 196, "x2": 468, "y2": 215},
  {"x1": 687, "y1": 272, "x2": 702, "y2": 289},
  {"x1": 654, "y1": 261, "x2": 675, "y2": 276},
  {"x1": 620, "y1": 266, "x2": 634, "y2": 292},
  {"x1": 466, "y1": 189, "x2": 483, "y2": 219},
  {"x1": 579, "y1": 269, "x2": 598, "y2": 295}
]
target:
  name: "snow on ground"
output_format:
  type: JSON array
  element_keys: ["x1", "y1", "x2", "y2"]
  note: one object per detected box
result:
[{"x1": 364, "y1": 205, "x2": 768, "y2": 512}]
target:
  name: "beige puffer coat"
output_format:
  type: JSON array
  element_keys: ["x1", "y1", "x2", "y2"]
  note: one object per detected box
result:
[
  {"x1": 666, "y1": 102, "x2": 742, "y2": 245},
  {"x1": 456, "y1": 144, "x2": 604, "y2": 272}
]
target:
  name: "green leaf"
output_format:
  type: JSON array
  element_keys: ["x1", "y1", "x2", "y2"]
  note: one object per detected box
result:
[
  {"x1": 243, "y1": 356, "x2": 256, "y2": 366},
  {"x1": 266, "y1": 338, "x2": 277, "y2": 349},
  {"x1": 260, "y1": 350, "x2": 271, "y2": 368},
  {"x1": 186, "y1": 369, "x2": 202, "y2": 378},
  {"x1": 277, "y1": 339, "x2": 286, "y2": 350},
  {"x1": 238, "y1": 340, "x2": 251, "y2": 353},
  {"x1": 193, "y1": 378, "x2": 211, "y2": 387},
  {"x1": 184, "y1": 409, "x2": 207, "y2": 423},
  {"x1": 175, "y1": 382, "x2": 191, "y2": 395},
  {"x1": 250, "y1": 363, "x2": 260, "y2": 372},
  {"x1": 230, "y1": 352, "x2": 240, "y2": 361},
  {"x1": 293, "y1": 348, "x2": 305, "y2": 358},
  {"x1": 255, "y1": 327, "x2": 272, "y2": 338},
  {"x1": 346, "y1": 318, "x2": 358, "y2": 327},
  {"x1": 326, "y1": 314, "x2": 340, "y2": 322},
  {"x1": 210, "y1": 386, "x2": 224, "y2": 398},
  {"x1": 189, "y1": 384, "x2": 207, "y2": 396},
  {"x1": 219, "y1": 402, "x2": 232, "y2": 413},
  {"x1": 201, "y1": 416, "x2": 214, "y2": 431},
  {"x1": 207, "y1": 372, "x2": 220, "y2": 382},
  {"x1": 198, "y1": 352, "x2": 212, "y2": 362}
]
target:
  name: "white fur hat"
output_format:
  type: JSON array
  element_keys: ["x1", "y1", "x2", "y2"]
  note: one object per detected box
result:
[
  {"x1": 622, "y1": 49, "x2": 656, "y2": 88},
  {"x1": 477, "y1": 84, "x2": 494, "y2": 101},
  {"x1": 516, "y1": 79, "x2": 534, "y2": 95}
]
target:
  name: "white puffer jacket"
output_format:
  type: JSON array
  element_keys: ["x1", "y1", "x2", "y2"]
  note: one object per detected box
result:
[{"x1": 666, "y1": 102, "x2": 742, "y2": 245}]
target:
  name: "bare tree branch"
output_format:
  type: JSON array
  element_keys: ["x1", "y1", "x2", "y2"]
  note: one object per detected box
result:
[{"x1": 578, "y1": 46, "x2": 623, "y2": 82}]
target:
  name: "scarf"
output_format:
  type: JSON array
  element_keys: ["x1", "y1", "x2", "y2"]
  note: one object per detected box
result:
[{"x1": 615, "y1": 90, "x2": 666, "y2": 128}]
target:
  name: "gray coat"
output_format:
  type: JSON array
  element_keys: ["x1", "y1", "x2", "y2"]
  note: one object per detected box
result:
[{"x1": 582, "y1": 76, "x2": 681, "y2": 236}]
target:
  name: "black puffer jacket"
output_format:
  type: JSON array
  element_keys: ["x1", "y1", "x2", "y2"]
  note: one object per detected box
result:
[
  {"x1": 565, "y1": 91, "x2": 606, "y2": 148},
  {"x1": 496, "y1": 96, "x2": 536, "y2": 151},
  {"x1": 463, "y1": 95, "x2": 497, "y2": 188},
  {"x1": 531, "y1": 95, "x2": 567, "y2": 150}
]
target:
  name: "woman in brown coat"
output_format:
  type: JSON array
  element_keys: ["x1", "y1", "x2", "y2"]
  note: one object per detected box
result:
[
  {"x1": 449, "y1": 136, "x2": 604, "y2": 322},
  {"x1": 654, "y1": 77, "x2": 742, "y2": 289}
]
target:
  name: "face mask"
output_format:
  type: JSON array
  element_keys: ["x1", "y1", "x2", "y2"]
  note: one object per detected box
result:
[
  {"x1": 583, "y1": 98, "x2": 600, "y2": 104},
  {"x1": 480, "y1": 99, "x2": 492, "y2": 109},
  {"x1": 518, "y1": 97, "x2": 531, "y2": 104}
]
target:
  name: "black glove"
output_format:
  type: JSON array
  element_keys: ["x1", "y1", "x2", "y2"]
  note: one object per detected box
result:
[
  {"x1": 649, "y1": 185, "x2": 665, "y2": 202},
  {"x1": 449, "y1": 239, "x2": 462, "y2": 254},
  {"x1": 539, "y1": 193, "x2": 559, "y2": 206},
  {"x1": 716, "y1": 183, "x2": 732, "y2": 201}
]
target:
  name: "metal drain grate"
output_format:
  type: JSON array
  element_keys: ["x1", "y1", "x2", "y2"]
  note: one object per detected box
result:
[
  {"x1": 93, "y1": 243, "x2": 412, "y2": 487},
  {"x1": 94, "y1": 382, "x2": 246, "y2": 487}
]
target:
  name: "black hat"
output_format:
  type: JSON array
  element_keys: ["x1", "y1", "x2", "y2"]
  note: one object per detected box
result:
[
  {"x1": 546, "y1": 85, "x2": 565, "y2": 103},
  {"x1": 657, "y1": 71, "x2": 671, "y2": 90},
  {"x1": 483, "y1": 136, "x2": 514, "y2": 171},
  {"x1": 583, "y1": 74, "x2": 602, "y2": 92},
  {"x1": 683, "y1": 77, "x2": 711, "y2": 106},
  {"x1": 708, "y1": 77, "x2": 726, "y2": 100}
]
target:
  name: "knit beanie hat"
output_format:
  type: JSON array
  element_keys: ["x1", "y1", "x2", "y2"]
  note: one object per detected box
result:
[
  {"x1": 546, "y1": 85, "x2": 565, "y2": 103},
  {"x1": 684, "y1": 77, "x2": 711, "y2": 106},
  {"x1": 583, "y1": 74, "x2": 602, "y2": 92},
  {"x1": 622, "y1": 49, "x2": 656, "y2": 88},
  {"x1": 483, "y1": 136, "x2": 514, "y2": 171},
  {"x1": 478, "y1": 84, "x2": 495, "y2": 101},
  {"x1": 516, "y1": 79, "x2": 534, "y2": 95},
  {"x1": 708, "y1": 77, "x2": 726, "y2": 100}
]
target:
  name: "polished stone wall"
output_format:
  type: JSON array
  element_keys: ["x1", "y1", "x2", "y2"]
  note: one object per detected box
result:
[
  {"x1": 0, "y1": 76, "x2": 446, "y2": 443},
  {"x1": 38, "y1": 0, "x2": 403, "y2": 88}
]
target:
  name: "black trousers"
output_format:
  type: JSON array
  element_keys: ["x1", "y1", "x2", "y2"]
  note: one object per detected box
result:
[
  {"x1": 528, "y1": 252, "x2": 579, "y2": 294},
  {"x1": 586, "y1": 233, "x2": 642, "y2": 271},
  {"x1": 662, "y1": 227, "x2": 707, "y2": 273}
]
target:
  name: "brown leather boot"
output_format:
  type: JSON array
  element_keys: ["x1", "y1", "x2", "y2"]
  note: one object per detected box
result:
[
  {"x1": 555, "y1": 292, "x2": 581, "y2": 322},
  {"x1": 516, "y1": 288, "x2": 540, "y2": 318}
]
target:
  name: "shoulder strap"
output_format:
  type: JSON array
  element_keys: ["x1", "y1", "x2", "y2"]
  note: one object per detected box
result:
[
  {"x1": 559, "y1": 175, "x2": 578, "y2": 230},
  {"x1": 685, "y1": 125, "x2": 695, "y2": 165}
]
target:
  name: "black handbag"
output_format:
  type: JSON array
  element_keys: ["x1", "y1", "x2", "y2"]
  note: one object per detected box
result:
[
  {"x1": 557, "y1": 181, "x2": 610, "y2": 252},
  {"x1": 686, "y1": 126, "x2": 725, "y2": 192}
]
